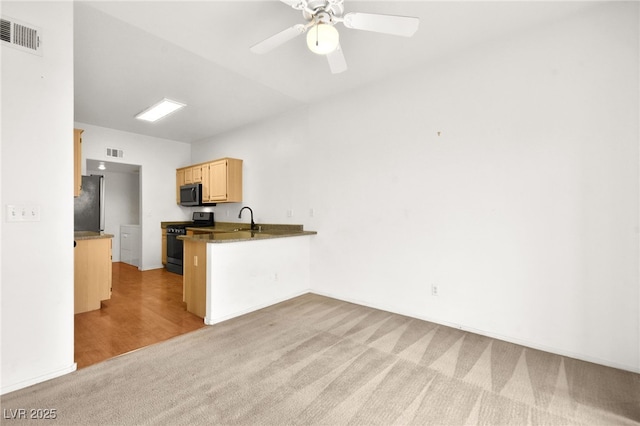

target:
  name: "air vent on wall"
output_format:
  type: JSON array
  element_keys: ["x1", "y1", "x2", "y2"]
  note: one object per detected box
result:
[
  {"x1": 106, "y1": 148, "x2": 124, "y2": 158},
  {"x1": 1, "y1": 16, "x2": 42, "y2": 56}
]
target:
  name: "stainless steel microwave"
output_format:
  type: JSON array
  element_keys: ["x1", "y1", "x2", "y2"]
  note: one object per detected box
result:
[{"x1": 179, "y1": 183, "x2": 202, "y2": 206}]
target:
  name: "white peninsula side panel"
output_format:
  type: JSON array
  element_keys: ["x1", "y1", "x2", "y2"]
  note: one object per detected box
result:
[{"x1": 205, "y1": 236, "x2": 312, "y2": 324}]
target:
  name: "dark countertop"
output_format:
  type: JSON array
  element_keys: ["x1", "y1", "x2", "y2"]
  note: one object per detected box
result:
[
  {"x1": 176, "y1": 222, "x2": 316, "y2": 244},
  {"x1": 161, "y1": 221, "x2": 306, "y2": 232},
  {"x1": 74, "y1": 231, "x2": 114, "y2": 240}
]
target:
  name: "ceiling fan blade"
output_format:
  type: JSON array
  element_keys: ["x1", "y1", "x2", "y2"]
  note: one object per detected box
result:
[
  {"x1": 342, "y1": 12, "x2": 419, "y2": 37},
  {"x1": 250, "y1": 24, "x2": 307, "y2": 54},
  {"x1": 280, "y1": 0, "x2": 305, "y2": 8},
  {"x1": 327, "y1": 45, "x2": 347, "y2": 74}
]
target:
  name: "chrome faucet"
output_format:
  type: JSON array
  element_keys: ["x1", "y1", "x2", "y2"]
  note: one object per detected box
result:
[{"x1": 238, "y1": 206, "x2": 256, "y2": 230}]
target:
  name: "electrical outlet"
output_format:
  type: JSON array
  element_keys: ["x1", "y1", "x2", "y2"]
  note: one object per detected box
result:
[
  {"x1": 309, "y1": 208, "x2": 315, "y2": 217},
  {"x1": 286, "y1": 209, "x2": 293, "y2": 218},
  {"x1": 431, "y1": 284, "x2": 439, "y2": 296}
]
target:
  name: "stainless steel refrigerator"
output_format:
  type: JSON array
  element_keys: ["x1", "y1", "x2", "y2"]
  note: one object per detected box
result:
[{"x1": 74, "y1": 175, "x2": 105, "y2": 232}]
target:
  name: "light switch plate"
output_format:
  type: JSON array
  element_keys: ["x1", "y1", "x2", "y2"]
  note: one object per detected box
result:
[
  {"x1": 6, "y1": 204, "x2": 41, "y2": 222},
  {"x1": 25, "y1": 205, "x2": 41, "y2": 221},
  {"x1": 6, "y1": 205, "x2": 20, "y2": 222}
]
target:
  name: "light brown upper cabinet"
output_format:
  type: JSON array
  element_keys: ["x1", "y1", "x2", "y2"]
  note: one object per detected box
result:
[
  {"x1": 201, "y1": 163, "x2": 210, "y2": 201},
  {"x1": 74, "y1": 128, "x2": 83, "y2": 197},
  {"x1": 184, "y1": 167, "x2": 193, "y2": 184},
  {"x1": 176, "y1": 169, "x2": 185, "y2": 204},
  {"x1": 176, "y1": 157, "x2": 242, "y2": 204},
  {"x1": 192, "y1": 165, "x2": 203, "y2": 183},
  {"x1": 183, "y1": 165, "x2": 203, "y2": 185},
  {"x1": 206, "y1": 158, "x2": 242, "y2": 203}
]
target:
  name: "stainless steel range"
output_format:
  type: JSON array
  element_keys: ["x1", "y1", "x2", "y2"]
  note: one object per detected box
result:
[{"x1": 166, "y1": 212, "x2": 214, "y2": 275}]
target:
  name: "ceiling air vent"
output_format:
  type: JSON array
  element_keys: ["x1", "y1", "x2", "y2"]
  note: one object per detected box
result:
[
  {"x1": 0, "y1": 16, "x2": 42, "y2": 56},
  {"x1": 106, "y1": 148, "x2": 124, "y2": 158}
]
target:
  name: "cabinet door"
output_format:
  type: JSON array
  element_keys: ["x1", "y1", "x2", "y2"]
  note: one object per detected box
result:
[
  {"x1": 74, "y1": 129, "x2": 83, "y2": 197},
  {"x1": 209, "y1": 160, "x2": 228, "y2": 201},
  {"x1": 161, "y1": 228, "x2": 167, "y2": 265},
  {"x1": 225, "y1": 158, "x2": 243, "y2": 203},
  {"x1": 103, "y1": 238, "x2": 113, "y2": 300},
  {"x1": 201, "y1": 163, "x2": 210, "y2": 201},
  {"x1": 176, "y1": 169, "x2": 185, "y2": 204},
  {"x1": 183, "y1": 240, "x2": 206, "y2": 318},
  {"x1": 192, "y1": 166, "x2": 202, "y2": 183},
  {"x1": 184, "y1": 167, "x2": 193, "y2": 184},
  {"x1": 75, "y1": 240, "x2": 100, "y2": 313},
  {"x1": 74, "y1": 238, "x2": 112, "y2": 314}
]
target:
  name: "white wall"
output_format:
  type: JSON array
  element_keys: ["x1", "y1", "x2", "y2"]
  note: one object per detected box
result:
[
  {"x1": 78, "y1": 123, "x2": 191, "y2": 270},
  {"x1": 192, "y1": 3, "x2": 640, "y2": 372},
  {"x1": 206, "y1": 236, "x2": 311, "y2": 324},
  {"x1": 1, "y1": 1, "x2": 635, "y2": 397},
  {"x1": 86, "y1": 167, "x2": 140, "y2": 262},
  {"x1": 1, "y1": 2, "x2": 76, "y2": 393},
  {"x1": 190, "y1": 106, "x2": 314, "y2": 226}
]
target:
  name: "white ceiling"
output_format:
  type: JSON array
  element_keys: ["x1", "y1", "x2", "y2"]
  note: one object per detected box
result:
[
  {"x1": 87, "y1": 159, "x2": 140, "y2": 174},
  {"x1": 74, "y1": 1, "x2": 598, "y2": 143}
]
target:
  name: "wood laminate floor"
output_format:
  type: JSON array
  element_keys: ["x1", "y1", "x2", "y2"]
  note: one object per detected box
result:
[{"x1": 74, "y1": 262, "x2": 205, "y2": 369}]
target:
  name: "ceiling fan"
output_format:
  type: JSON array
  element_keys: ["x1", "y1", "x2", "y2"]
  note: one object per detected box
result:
[{"x1": 250, "y1": 0, "x2": 420, "y2": 74}]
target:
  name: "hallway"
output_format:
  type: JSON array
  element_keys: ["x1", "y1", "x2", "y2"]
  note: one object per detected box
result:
[{"x1": 74, "y1": 263, "x2": 205, "y2": 368}]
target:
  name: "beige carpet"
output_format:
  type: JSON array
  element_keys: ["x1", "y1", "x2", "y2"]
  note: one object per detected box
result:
[{"x1": 2, "y1": 293, "x2": 639, "y2": 425}]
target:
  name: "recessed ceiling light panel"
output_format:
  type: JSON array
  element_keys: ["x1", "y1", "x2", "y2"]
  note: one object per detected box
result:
[{"x1": 135, "y1": 98, "x2": 185, "y2": 122}]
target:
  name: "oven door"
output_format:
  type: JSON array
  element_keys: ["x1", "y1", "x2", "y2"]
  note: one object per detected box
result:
[{"x1": 165, "y1": 232, "x2": 184, "y2": 274}]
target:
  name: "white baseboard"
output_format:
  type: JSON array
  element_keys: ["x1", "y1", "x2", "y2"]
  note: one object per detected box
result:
[
  {"x1": 204, "y1": 289, "x2": 312, "y2": 325},
  {"x1": 139, "y1": 264, "x2": 165, "y2": 272},
  {"x1": 311, "y1": 290, "x2": 640, "y2": 374},
  {"x1": 1, "y1": 363, "x2": 77, "y2": 395}
]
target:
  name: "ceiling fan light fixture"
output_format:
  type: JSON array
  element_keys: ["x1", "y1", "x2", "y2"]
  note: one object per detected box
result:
[{"x1": 306, "y1": 23, "x2": 339, "y2": 55}]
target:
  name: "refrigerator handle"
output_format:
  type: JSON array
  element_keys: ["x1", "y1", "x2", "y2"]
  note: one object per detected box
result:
[{"x1": 99, "y1": 175, "x2": 106, "y2": 232}]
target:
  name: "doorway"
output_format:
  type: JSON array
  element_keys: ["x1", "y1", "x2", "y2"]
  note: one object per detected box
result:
[
  {"x1": 86, "y1": 159, "x2": 141, "y2": 268},
  {"x1": 77, "y1": 160, "x2": 205, "y2": 368}
]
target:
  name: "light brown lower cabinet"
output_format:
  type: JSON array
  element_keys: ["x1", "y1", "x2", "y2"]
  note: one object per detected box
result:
[
  {"x1": 161, "y1": 228, "x2": 167, "y2": 265},
  {"x1": 183, "y1": 239, "x2": 206, "y2": 318},
  {"x1": 74, "y1": 237, "x2": 112, "y2": 314}
]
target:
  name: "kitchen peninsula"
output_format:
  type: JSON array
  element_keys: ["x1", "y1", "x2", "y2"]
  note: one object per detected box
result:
[{"x1": 176, "y1": 223, "x2": 316, "y2": 324}]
